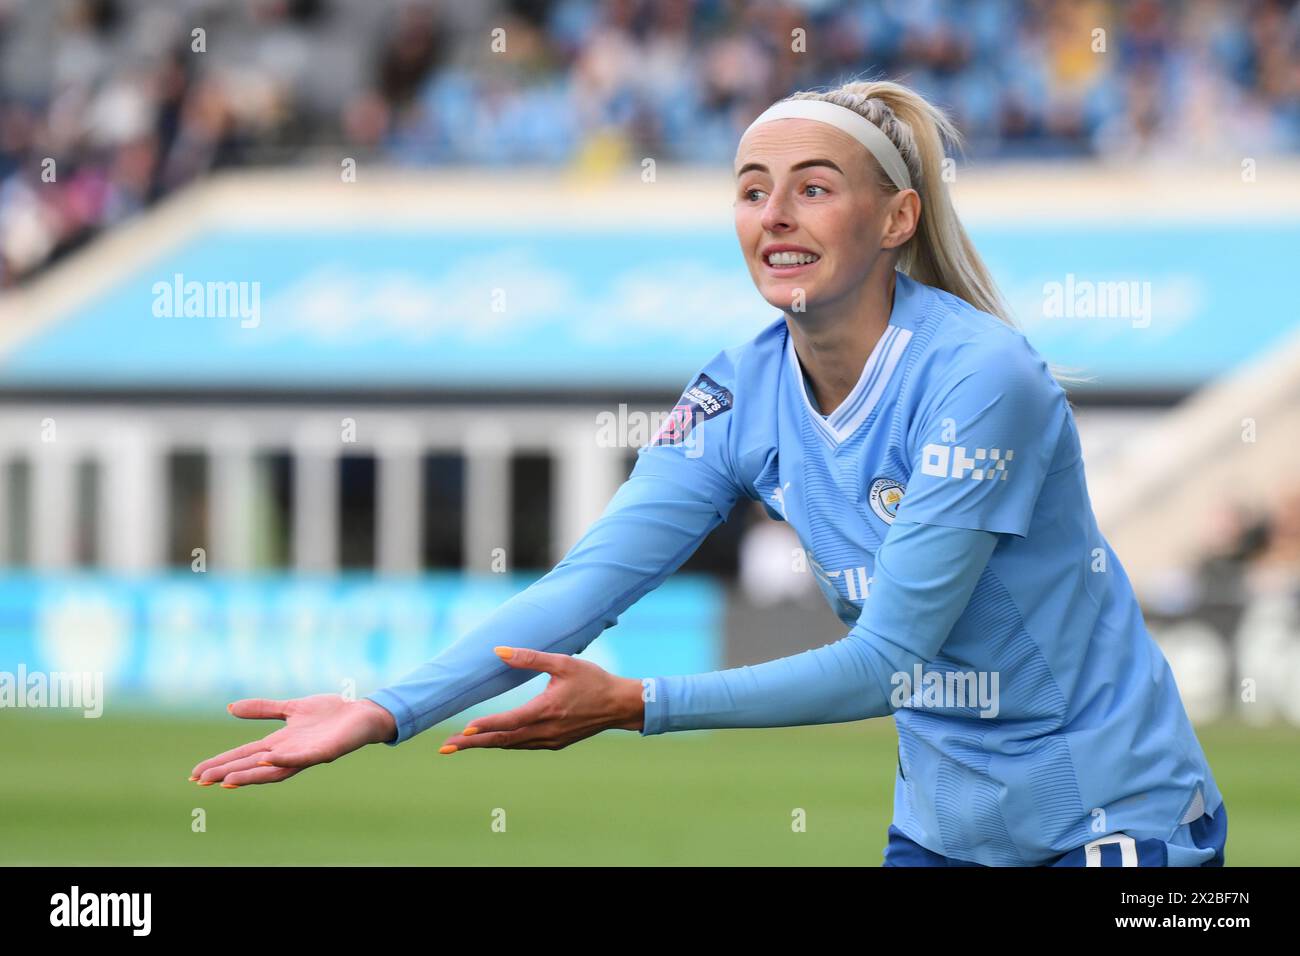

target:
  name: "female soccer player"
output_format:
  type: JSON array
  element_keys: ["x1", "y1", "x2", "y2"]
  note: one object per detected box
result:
[{"x1": 189, "y1": 79, "x2": 1226, "y2": 868}]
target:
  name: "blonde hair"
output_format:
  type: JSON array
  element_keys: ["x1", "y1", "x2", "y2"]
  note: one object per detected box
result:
[{"x1": 785, "y1": 78, "x2": 1087, "y2": 387}]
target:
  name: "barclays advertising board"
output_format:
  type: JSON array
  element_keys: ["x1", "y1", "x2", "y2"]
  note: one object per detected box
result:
[{"x1": 0, "y1": 573, "x2": 722, "y2": 718}]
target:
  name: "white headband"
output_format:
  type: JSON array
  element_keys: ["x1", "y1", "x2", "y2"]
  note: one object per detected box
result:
[{"x1": 740, "y1": 99, "x2": 913, "y2": 192}]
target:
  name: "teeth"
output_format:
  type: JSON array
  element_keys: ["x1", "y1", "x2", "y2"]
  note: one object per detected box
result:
[{"x1": 767, "y1": 251, "x2": 819, "y2": 266}]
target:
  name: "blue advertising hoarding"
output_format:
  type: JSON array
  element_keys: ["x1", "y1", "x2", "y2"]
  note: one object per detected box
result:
[
  {"x1": 0, "y1": 221, "x2": 1294, "y2": 393},
  {"x1": 0, "y1": 572, "x2": 723, "y2": 719}
]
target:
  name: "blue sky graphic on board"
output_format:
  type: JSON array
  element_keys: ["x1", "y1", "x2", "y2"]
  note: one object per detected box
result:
[{"x1": 0, "y1": 222, "x2": 1292, "y2": 392}]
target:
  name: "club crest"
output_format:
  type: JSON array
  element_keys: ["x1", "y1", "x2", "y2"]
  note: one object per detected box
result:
[{"x1": 868, "y1": 476, "x2": 905, "y2": 524}]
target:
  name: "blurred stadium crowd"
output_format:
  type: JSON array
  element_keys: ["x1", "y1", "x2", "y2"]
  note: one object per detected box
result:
[{"x1": 0, "y1": 0, "x2": 1298, "y2": 287}]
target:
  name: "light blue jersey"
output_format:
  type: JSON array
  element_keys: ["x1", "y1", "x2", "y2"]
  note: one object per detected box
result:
[{"x1": 366, "y1": 269, "x2": 1222, "y2": 866}]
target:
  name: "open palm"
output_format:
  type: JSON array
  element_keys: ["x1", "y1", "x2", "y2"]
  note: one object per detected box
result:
[{"x1": 189, "y1": 694, "x2": 397, "y2": 788}]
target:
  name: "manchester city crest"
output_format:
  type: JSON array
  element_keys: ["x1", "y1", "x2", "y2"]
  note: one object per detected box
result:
[{"x1": 868, "y1": 477, "x2": 905, "y2": 524}]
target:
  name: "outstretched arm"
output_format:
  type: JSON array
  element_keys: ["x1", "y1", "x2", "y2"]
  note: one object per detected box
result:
[
  {"x1": 440, "y1": 517, "x2": 997, "y2": 752},
  {"x1": 189, "y1": 460, "x2": 738, "y2": 786},
  {"x1": 365, "y1": 358, "x2": 749, "y2": 746},
  {"x1": 441, "y1": 331, "x2": 1067, "y2": 749},
  {"x1": 188, "y1": 353, "x2": 750, "y2": 785},
  {"x1": 366, "y1": 456, "x2": 740, "y2": 745},
  {"x1": 639, "y1": 518, "x2": 996, "y2": 733}
]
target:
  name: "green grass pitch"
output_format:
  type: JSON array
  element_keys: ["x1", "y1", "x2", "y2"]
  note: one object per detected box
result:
[{"x1": 2, "y1": 710, "x2": 1297, "y2": 865}]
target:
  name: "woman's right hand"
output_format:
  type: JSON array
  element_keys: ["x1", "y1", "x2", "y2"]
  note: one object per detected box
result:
[{"x1": 189, "y1": 694, "x2": 398, "y2": 789}]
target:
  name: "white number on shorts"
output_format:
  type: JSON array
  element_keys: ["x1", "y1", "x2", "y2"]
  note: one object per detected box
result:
[{"x1": 1083, "y1": 833, "x2": 1138, "y2": 867}]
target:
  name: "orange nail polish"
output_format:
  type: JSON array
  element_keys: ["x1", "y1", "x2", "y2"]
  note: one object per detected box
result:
[
  {"x1": 256, "y1": 761, "x2": 273, "y2": 767},
  {"x1": 439, "y1": 744, "x2": 457, "y2": 755},
  {"x1": 463, "y1": 727, "x2": 479, "y2": 736},
  {"x1": 220, "y1": 782, "x2": 239, "y2": 789},
  {"x1": 197, "y1": 780, "x2": 214, "y2": 786},
  {"x1": 493, "y1": 646, "x2": 513, "y2": 660},
  {"x1": 188, "y1": 775, "x2": 198, "y2": 781}
]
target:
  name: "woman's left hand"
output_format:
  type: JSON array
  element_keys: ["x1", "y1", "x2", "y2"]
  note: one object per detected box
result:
[{"x1": 438, "y1": 646, "x2": 645, "y2": 754}]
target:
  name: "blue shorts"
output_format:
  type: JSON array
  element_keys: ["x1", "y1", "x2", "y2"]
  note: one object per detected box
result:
[{"x1": 883, "y1": 803, "x2": 1227, "y2": 867}]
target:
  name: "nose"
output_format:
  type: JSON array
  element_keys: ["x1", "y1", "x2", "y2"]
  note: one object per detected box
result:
[{"x1": 760, "y1": 188, "x2": 793, "y2": 233}]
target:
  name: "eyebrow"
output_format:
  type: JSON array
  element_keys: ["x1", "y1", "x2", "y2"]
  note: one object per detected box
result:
[{"x1": 735, "y1": 158, "x2": 845, "y2": 178}]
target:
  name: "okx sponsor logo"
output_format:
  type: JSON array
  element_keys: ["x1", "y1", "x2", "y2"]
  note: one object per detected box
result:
[{"x1": 921, "y1": 443, "x2": 1015, "y2": 481}]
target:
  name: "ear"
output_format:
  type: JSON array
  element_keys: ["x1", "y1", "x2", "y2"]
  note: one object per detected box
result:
[{"x1": 880, "y1": 189, "x2": 920, "y2": 250}]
